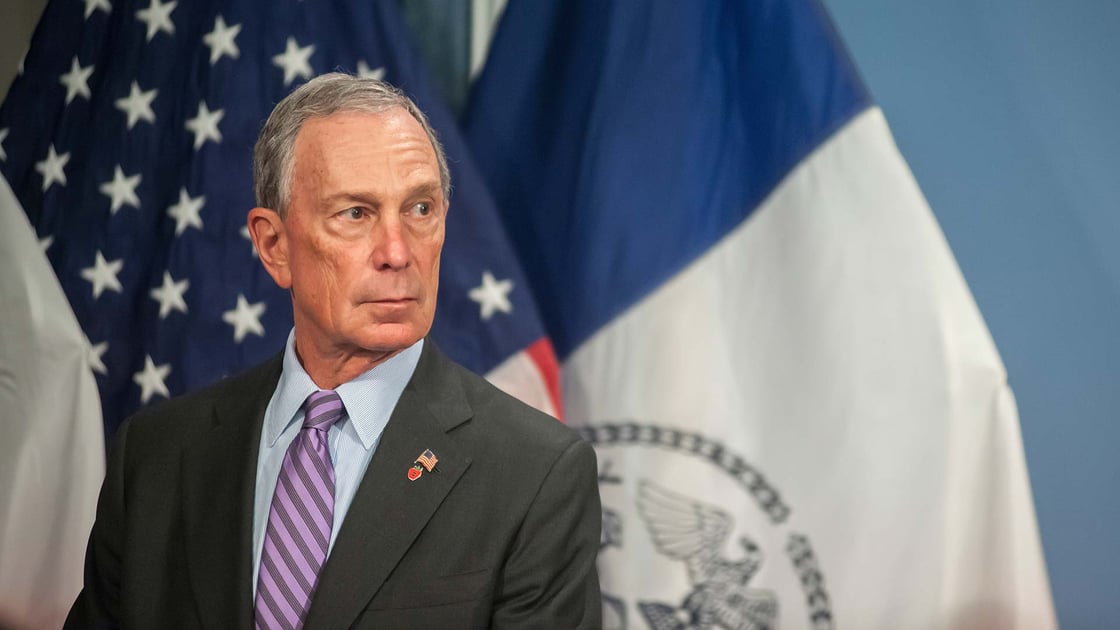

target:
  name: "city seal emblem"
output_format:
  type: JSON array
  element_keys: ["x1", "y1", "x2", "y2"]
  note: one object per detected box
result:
[{"x1": 579, "y1": 422, "x2": 834, "y2": 630}]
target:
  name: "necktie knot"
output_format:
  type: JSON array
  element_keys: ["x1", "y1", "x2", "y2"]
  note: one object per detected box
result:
[{"x1": 303, "y1": 390, "x2": 345, "y2": 430}]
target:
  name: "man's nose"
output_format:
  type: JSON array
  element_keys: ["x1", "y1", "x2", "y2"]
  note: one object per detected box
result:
[{"x1": 371, "y1": 217, "x2": 410, "y2": 270}]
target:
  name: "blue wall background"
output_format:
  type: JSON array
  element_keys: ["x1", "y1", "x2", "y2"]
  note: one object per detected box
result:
[{"x1": 822, "y1": 2, "x2": 1120, "y2": 626}]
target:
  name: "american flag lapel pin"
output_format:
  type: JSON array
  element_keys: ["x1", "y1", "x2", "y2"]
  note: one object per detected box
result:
[
  {"x1": 408, "y1": 449, "x2": 439, "y2": 481},
  {"x1": 417, "y1": 448, "x2": 439, "y2": 472}
]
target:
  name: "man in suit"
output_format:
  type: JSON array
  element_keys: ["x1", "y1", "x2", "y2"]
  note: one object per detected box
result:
[{"x1": 66, "y1": 73, "x2": 602, "y2": 629}]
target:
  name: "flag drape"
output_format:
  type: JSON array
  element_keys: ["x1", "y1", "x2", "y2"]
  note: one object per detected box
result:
[
  {"x1": 466, "y1": 1, "x2": 1056, "y2": 627},
  {"x1": 0, "y1": 177, "x2": 103, "y2": 630}
]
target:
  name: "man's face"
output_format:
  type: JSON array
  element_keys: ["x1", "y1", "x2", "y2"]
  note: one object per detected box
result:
[{"x1": 273, "y1": 108, "x2": 446, "y2": 360}]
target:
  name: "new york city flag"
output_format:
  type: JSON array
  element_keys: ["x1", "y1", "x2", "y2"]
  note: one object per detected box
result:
[{"x1": 466, "y1": 0, "x2": 1056, "y2": 627}]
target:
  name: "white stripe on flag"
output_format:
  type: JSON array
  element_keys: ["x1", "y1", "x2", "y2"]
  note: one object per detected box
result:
[
  {"x1": 568, "y1": 108, "x2": 1055, "y2": 628},
  {"x1": 0, "y1": 176, "x2": 104, "y2": 629}
]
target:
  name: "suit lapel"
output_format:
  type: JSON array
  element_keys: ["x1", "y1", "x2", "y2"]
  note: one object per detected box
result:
[
  {"x1": 181, "y1": 356, "x2": 282, "y2": 630},
  {"x1": 304, "y1": 342, "x2": 473, "y2": 629}
]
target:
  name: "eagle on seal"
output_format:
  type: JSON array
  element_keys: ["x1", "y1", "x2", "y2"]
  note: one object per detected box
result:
[{"x1": 635, "y1": 481, "x2": 779, "y2": 630}]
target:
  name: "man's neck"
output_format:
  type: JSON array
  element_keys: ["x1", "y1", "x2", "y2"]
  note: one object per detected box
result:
[{"x1": 293, "y1": 336, "x2": 404, "y2": 390}]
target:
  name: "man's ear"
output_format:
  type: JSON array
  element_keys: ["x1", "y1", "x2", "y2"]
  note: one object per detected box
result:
[{"x1": 247, "y1": 207, "x2": 292, "y2": 289}]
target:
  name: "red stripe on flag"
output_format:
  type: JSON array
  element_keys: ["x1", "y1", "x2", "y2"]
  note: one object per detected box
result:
[{"x1": 526, "y1": 337, "x2": 563, "y2": 421}]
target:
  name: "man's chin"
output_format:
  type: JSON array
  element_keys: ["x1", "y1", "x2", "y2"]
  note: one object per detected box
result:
[{"x1": 352, "y1": 323, "x2": 426, "y2": 354}]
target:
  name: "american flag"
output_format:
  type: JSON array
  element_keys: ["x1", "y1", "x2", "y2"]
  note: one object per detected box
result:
[
  {"x1": 0, "y1": 0, "x2": 561, "y2": 441},
  {"x1": 415, "y1": 448, "x2": 438, "y2": 472}
]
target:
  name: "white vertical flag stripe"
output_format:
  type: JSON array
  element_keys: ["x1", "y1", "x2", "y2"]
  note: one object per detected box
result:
[
  {"x1": 565, "y1": 109, "x2": 1055, "y2": 628},
  {"x1": 0, "y1": 175, "x2": 104, "y2": 629}
]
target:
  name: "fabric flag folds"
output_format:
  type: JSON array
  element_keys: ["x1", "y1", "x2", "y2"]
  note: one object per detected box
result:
[
  {"x1": 0, "y1": 0, "x2": 560, "y2": 442},
  {"x1": 0, "y1": 180, "x2": 104, "y2": 629},
  {"x1": 465, "y1": 0, "x2": 1056, "y2": 627}
]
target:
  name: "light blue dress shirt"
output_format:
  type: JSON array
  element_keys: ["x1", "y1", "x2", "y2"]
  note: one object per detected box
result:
[{"x1": 251, "y1": 329, "x2": 423, "y2": 595}]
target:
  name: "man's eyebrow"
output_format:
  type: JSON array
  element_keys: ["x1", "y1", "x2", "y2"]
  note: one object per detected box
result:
[
  {"x1": 321, "y1": 191, "x2": 375, "y2": 206},
  {"x1": 407, "y1": 182, "x2": 442, "y2": 198},
  {"x1": 321, "y1": 182, "x2": 442, "y2": 206}
]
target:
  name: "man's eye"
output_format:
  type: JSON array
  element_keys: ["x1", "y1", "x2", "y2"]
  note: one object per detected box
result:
[
  {"x1": 345, "y1": 207, "x2": 363, "y2": 219},
  {"x1": 412, "y1": 203, "x2": 430, "y2": 216}
]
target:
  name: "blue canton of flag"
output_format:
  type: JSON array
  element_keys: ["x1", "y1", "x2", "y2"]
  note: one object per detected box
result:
[{"x1": 0, "y1": 0, "x2": 560, "y2": 440}]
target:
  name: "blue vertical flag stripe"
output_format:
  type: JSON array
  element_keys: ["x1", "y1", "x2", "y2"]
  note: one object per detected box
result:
[
  {"x1": 1, "y1": 0, "x2": 549, "y2": 437},
  {"x1": 465, "y1": 0, "x2": 871, "y2": 357}
]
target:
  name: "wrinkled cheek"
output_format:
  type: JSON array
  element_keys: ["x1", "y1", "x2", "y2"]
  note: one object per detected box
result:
[
  {"x1": 430, "y1": 256, "x2": 441, "y2": 296},
  {"x1": 292, "y1": 241, "x2": 344, "y2": 325},
  {"x1": 317, "y1": 260, "x2": 348, "y2": 326},
  {"x1": 425, "y1": 254, "x2": 442, "y2": 325}
]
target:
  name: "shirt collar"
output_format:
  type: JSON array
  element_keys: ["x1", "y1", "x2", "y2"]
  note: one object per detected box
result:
[{"x1": 265, "y1": 329, "x2": 424, "y2": 450}]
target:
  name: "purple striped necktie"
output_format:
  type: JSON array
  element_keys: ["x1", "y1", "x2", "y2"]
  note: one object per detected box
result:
[{"x1": 254, "y1": 390, "x2": 346, "y2": 630}]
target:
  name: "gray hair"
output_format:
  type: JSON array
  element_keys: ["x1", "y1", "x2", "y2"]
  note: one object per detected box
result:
[{"x1": 253, "y1": 72, "x2": 451, "y2": 218}]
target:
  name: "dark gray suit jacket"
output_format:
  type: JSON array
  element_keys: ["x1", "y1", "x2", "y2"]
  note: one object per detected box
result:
[{"x1": 66, "y1": 341, "x2": 601, "y2": 628}]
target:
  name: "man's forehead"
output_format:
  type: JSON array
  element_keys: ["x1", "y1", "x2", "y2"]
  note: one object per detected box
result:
[
  {"x1": 293, "y1": 109, "x2": 436, "y2": 167},
  {"x1": 288, "y1": 110, "x2": 441, "y2": 200},
  {"x1": 297, "y1": 107, "x2": 416, "y2": 142}
]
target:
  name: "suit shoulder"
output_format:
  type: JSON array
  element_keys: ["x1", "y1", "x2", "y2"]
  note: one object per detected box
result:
[
  {"x1": 122, "y1": 354, "x2": 282, "y2": 446},
  {"x1": 446, "y1": 359, "x2": 585, "y2": 458}
]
